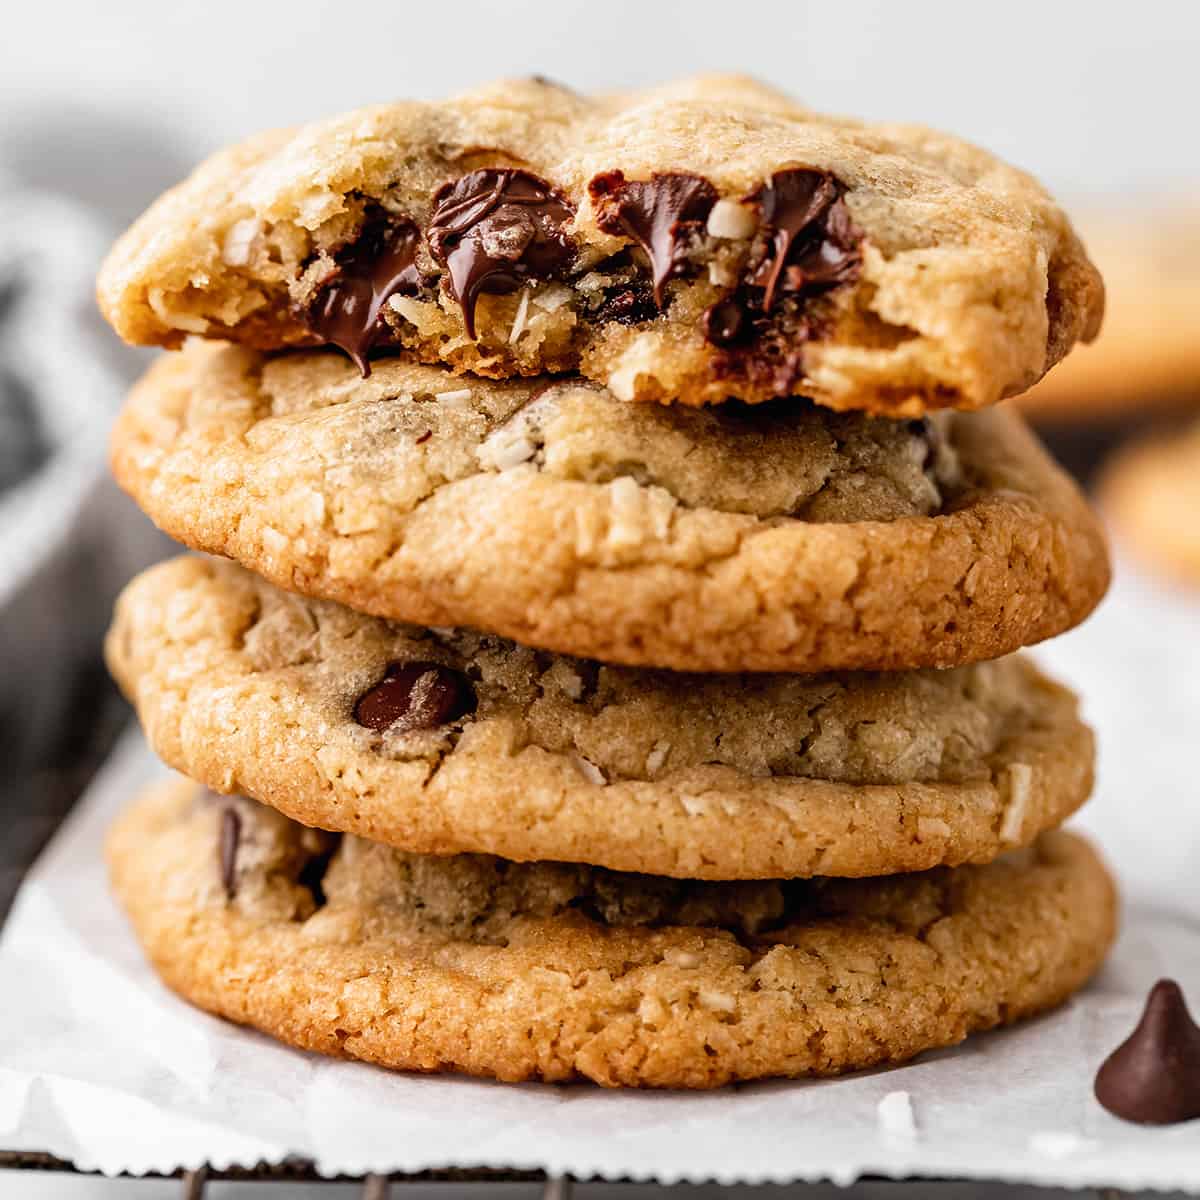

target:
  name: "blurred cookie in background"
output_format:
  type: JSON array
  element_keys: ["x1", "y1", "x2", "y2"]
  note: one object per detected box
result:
[
  {"x1": 1101, "y1": 422, "x2": 1200, "y2": 585},
  {"x1": 1017, "y1": 198, "x2": 1200, "y2": 483}
]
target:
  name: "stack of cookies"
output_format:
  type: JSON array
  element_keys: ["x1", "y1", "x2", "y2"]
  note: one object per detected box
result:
[{"x1": 97, "y1": 76, "x2": 1117, "y2": 1088}]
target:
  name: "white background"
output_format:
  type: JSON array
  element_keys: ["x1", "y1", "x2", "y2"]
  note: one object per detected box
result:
[{"x1": 1, "y1": 0, "x2": 1198, "y2": 213}]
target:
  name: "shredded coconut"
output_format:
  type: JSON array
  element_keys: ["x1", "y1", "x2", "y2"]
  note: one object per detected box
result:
[
  {"x1": 877, "y1": 1091, "x2": 918, "y2": 1143},
  {"x1": 607, "y1": 333, "x2": 659, "y2": 401},
  {"x1": 533, "y1": 283, "x2": 573, "y2": 311},
  {"x1": 1028, "y1": 1131, "x2": 1099, "y2": 1159},
  {"x1": 508, "y1": 289, "x2": 532, "y2": 344},
  {"x1": 1000, "y1": 762, "x2": 1033, "y2": 844},
  {"x1": 706, "y1": 198, "x2": 757, "y2": 239},
  {"x1": 296, "y1": 192, "x2": 333, "y2": 227},
  {"x1": 645, "y1": 741, "x2": 671, "y2": 774},
  {"x1": 222, "y1": 219, "x2": 260, "y2": 266},
  {"x1": 147, "y1": 287, "x2": 208, "y2": 334},
  {"x1": 556, "y1": 666, "x2": 585, "y2": 701},
  {"x1": 259, "y1": 526, "x2": 288, "y2": 556},
  {"x1": 707, "y1": 259, "x2": 738, "y2": 287},
  {"x1": 571, "y1": 754, "x2": 607, "y2": 786},
  {"x1": 434, "y1": 389, "x2": 473, "y2": 409},
  {"x1": 477, "y1": 426, "x2": 537, "y2": 471},
  {"x1": 917, "y1": 817, "x2": 952, "y2": 839},
  {"x1": 637, "y1": 995, "x2": 669, "y2": 1026},
  {"x1": 606, "y1": 476, "x2": 647, "y2": 549}
]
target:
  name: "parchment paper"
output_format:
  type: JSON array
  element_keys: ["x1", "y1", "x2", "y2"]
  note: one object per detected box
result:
[{"x1": 2, "y1": 557, "x2": 1199, "y2": 1189}]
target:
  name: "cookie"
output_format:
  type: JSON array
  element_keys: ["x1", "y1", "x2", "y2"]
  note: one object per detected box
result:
[
  {"x1": 1100, "y1": 422, "x2": 1200, "y2": 584},
  {"x1": 107, "y1": 556, "x2": 1095, "y2": 880},
  {"x1": 110, "y1": 343, "x2": 1110, "y2": 674},
  {"x1": 97, "y1": 75, "x2": 1103, "y2": 415},
  {"x1": 1019, "y1": 200, "x2": 1200, "y2": 424},
  {"x1": 108, "y1": 777, "x2": 1117, "y2": 1088}
]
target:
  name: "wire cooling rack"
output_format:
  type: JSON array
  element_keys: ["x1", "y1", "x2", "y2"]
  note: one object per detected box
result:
[
  {"x1": 0, "y1": 1153, "x2": 548, "y2": 1192},
  {"x1": 0, "y1": 1158, "x2": 1165, "y2": 1199},
  {"x1": 0, "y1": 1157, "x2": 1159, "y2": 1198}
]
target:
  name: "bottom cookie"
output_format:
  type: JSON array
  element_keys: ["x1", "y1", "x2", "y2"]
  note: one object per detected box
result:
[{"x1": 109, "y1": 777, "x2": 1117, "y2": 1089}]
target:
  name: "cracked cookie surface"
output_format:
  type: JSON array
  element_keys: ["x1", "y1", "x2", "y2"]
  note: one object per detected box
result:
[
  {"x1": 97, "y1": 75, "x2": 1103, "y2": 415},
  {"x1": 108, "y1": 776, "x2": 1117, "y2": 1088},
  {"x1": 108, "y1": 556, "x2": 1095, "y2": 880},
  {"x1": 111, "y1": 343, "x2": 1110, "y2": 673}
]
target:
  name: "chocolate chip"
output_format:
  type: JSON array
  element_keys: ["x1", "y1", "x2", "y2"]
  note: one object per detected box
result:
[
  {"x1": 592, "y1": 282, "x2": 659, "y2": 327},
  {"x1": 744, "y1": 168, "x2": 862, "y2": 312},
  {"x1": 589, "y1": 171, "x2": 717, "y2": 307},
  {"x1": 306, "y1": 206, "x2": 422, "y2": 376},
  {"x1": 297, "y1": 837, "x2": 340, "y2": 909},
  {"x1": 1095, "y1": 979, "x2": 1200, "y2": 1124},
  {"x1": 707, "y1": 306, "x2": 812, "y2": 395},
  {"x1": 219, "y1": 807, "x2": 241, "y2": 899},
  {"x1": 427, "y1": 169, "x2": 575, "y2": 338},
  {"x1": 353, "y1": 661, "x2": 476, "y2": 733},
  {"x1": 699, "y1": 169, "x2": 859, "y2": 370},
  {"x1": 702, "y1": 298, "x2": 748, "y2": 348}
]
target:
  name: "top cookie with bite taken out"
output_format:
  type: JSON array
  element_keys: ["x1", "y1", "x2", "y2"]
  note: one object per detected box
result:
[{"x1": 97, "y1": 75, "x2": 1103, "y2": 415}]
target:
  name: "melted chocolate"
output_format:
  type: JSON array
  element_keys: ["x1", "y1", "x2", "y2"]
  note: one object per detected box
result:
[
  {"x1": 297, "y1": 839, "x2": 339, "y2": 909},
  {"x1": 589, "y1": 171, "x2": 717, "y2": 307},
  {"x1": 700, "y1": 168, "x2": 862, "y2": 386},
  {"x1": 354, "y1": 661, "x2": 476, "y2": 734},
  {"x1": 219, "y1": 807, "x2": 241, "y2": 899},
  {"x1": 745, "y1": 167, "x2": 862, "y2": 311},
  {"x1": 1094, "y1": 979, "x2": 1200, "y2": 1124},
  {"x1": 592, "y1": 282, "x2": 659, "y2": 327},
  {"x1": 709, "y1": 313, "x2": 812, "y2": 396},
  {"x1": 427, "y1": 169, "x2": 575, "y2": 338},
  {"x1": 702, "y1": 298, "x2": 748, "y2": 348},
  {"x1": 307, "y1": 207, "x2": 422, "y2": 376}
]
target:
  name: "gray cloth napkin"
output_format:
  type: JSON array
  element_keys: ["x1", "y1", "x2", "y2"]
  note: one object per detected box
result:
[{"x1": 0, "y1": 168, "x2": 168, "y2": 769}]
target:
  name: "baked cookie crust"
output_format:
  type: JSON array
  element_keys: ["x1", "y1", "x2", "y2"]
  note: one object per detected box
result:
[
  {"x1": 97, "y1": 75, "x2": 1102, "y2": 415},
  {"x1": 108, "y1": 778, "x2": 1117, "y2": 1089},
  {"x1": 110, "y1": 343, "x2": 1111, "y2": 673},
  {"x1": 107, "y1": 556, "x2": 1095, "y2": 880}
]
